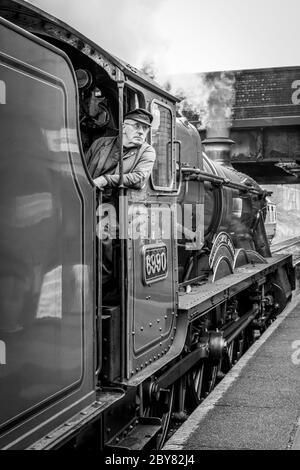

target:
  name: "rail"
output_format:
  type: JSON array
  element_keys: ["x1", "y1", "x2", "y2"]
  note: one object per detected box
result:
[
  {"x1": 271, "y1": 236, "x2": 300, "y2": 268},
  {"x1": 271, "y1": 236, "x2": 300, "y2": 254}
]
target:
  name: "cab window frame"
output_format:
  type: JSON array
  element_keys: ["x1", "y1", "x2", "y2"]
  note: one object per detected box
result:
[{"x1": 150, "y1": 99, "x2": 175, "y2": 192}]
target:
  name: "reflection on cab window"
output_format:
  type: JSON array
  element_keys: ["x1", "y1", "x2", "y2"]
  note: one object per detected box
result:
[
  {"x1": 150, "y1": 101, "x2": 173, "y2": 189},
  {"x1": 232, "y1": 197, "x2": 243, "y2": 219},
  {"x1": 229, "y1": 194, "x2": 253, "y2": 236},
  {"x1": 36, "y1": 265, "x2": 62, "y2": 319},
  {"x1": 36, "y1": 264, "x2": 90, "y2": 319}
]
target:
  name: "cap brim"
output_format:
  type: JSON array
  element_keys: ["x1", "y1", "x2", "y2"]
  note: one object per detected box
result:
[{"x1": 131, "y1": 117, "x2": 151, "y2": 126}]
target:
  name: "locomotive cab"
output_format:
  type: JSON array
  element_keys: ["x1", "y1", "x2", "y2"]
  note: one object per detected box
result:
[
  {"x1": 0, "y1": 0, "x2": 183, "y2": 390},
  {"x1": 0, "y1": 13, "x2": 96, "y2": 448}
]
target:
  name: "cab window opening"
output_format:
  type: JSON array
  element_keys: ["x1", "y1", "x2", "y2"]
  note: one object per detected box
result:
[
  {"x1": 124, "y1": 86, "x2": 145, "y2": 116},
  {"x1": 150, "y1": 100, "x2": 173, "y2": 190}
]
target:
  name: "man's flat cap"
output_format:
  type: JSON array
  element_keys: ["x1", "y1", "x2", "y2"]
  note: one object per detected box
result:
[{"x1": 124, "y1": 108, "x2": 153, "y2": 126}]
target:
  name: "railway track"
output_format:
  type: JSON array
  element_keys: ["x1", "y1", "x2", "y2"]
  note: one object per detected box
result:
[
  {"x1": 271, "y1": 237, "x2": 300, "y2": 270},
  {"x1": 271, "y1": 236, "x2": 300, "y2": 260}
]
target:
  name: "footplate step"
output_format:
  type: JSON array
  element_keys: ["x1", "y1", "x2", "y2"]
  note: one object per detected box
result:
[{"x1": 106, "y1": 417, "x2": 161, "y2": 450}]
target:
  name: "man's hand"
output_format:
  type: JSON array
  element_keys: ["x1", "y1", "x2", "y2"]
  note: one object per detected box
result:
[{"x1": 93, "y1": 176, "x2": 108, "y2": 189}]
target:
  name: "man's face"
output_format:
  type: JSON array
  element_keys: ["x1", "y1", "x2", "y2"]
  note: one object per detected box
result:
[{"x1": 123, "y1": 119, "x2": 150, "y2": 147}]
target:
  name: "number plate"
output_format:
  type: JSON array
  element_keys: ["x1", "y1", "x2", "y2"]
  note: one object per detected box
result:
[{"x1": 142, "y1": 244, "x2": 168, "y2": 285}]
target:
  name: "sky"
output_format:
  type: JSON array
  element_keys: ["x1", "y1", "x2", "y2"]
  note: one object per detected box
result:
[{"x1": 26, "y1": 0, "x2": 300, "y2": 80}]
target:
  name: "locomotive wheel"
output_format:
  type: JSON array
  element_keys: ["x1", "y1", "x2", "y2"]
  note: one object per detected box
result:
[
  {"x1": 186, "y1": 360, "x2": 206, "y2": 408},
  {"x1": 235, "y1": 331, "x2": 245, "y2": 361},
  {"x1": 227, "y1": 339, "x2": 235, "y2": 364},
  {"x1": 221, "y1": 339, "x2": 236, "y2": 373},
  {"x1": 206, "y1": 363, "x2": 220, "y2": 393},
  {"x1": 143, "y1": 385, "x2": 175, "y2": 449},
  {"x1": 243, "y1": 325, "x2": 255, "y2": 350},
  {"x1": 222, "y1": 331, "x2": 247, "y2": 372},
  {"x1": 186, "y1": 360, "x2": 221, "y2": 409},
  {"x1": 271, "y1": 282, "x2": 287, "y2": 314}
]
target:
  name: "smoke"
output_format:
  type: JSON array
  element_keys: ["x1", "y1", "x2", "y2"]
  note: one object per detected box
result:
[{"x1": 165, "y1": 72, "x2": 236, "y2": 130}]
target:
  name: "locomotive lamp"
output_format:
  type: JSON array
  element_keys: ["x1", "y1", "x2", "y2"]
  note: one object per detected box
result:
[{"x1": 202, "y1": 120, "x2": 235, "y2": 167}]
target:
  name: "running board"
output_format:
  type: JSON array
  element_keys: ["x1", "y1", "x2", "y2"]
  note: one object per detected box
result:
[
  {"x1": 105, "y1": 417, "x2": 161, "y2": 450},
  {"x1": 179, "y1": 254, "x2": 293, "y2": 321}
]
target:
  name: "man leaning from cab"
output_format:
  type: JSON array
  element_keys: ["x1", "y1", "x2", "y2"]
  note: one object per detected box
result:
[{"x1": 85, "y1": 108, "x2": 156, "y2": 190}]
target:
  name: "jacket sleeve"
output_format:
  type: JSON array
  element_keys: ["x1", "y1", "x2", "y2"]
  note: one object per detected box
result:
[
  {"x1": 85, "y1": 138, "x2": 104, "y2": 177},
  {"x1": 104, "y1": 145, "x2": 156, "y2": 189},
  {"x1": 85, "y1": 142, "x2": 94, "y2": 168},
  {"x1": 85, "y1": 137, "x2": 117, "y2": 178}
]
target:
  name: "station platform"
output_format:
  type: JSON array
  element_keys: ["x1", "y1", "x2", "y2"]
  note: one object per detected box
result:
[{"x1": 164, "y1": 293, "x2": 300, "y2": 450}]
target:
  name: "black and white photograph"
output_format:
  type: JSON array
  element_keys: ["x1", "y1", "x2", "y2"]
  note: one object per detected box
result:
[{"x1": 0, "y1": 0, "x2": 300, "y2": 455}]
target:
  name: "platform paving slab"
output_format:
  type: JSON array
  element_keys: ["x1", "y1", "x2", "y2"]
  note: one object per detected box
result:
[{"x1": 182, "y1": 406, "x2": 298, "y2": 450}]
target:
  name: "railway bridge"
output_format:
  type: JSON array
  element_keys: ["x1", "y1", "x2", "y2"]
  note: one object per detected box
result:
[{"x1": 185, "y1": 66, "x2": 300, "y2": 185}]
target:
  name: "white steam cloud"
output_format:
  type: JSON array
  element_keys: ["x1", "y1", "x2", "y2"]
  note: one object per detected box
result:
[{"x1": 164, "y1": 72, "x2": 236, "y2": 130}]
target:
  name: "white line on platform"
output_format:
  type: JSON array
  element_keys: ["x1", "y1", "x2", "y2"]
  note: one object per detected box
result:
[{"x1": 163, "y1": 292, "x2": 300, "y2": 450}]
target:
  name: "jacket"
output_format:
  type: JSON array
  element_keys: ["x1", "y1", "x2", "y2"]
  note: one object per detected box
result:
[{"x1": 85, "y1": 136, "x2": 156, "y2": 189}]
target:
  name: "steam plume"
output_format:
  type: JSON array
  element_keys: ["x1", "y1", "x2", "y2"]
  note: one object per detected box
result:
[{"x1": 164, "y1": 72, "x2": 236, "y2": 130}]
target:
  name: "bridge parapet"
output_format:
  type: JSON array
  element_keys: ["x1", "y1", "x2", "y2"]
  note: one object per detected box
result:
[{"x1": 193, "y1": 67, "x2": 300, "y2": 184}]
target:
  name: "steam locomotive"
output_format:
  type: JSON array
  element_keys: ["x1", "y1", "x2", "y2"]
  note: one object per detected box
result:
[{"x1": 0, "y1": 0, "x2": 294, "y2": 450}]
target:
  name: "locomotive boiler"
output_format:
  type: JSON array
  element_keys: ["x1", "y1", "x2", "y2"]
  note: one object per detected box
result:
[{"x1": 0, "y1": 0, "x2": 294, "y2": 450}]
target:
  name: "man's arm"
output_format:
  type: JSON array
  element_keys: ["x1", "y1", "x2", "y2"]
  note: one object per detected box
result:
[{"x1": 102, "y1": 145, "x2": 156, "y2": 189}]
